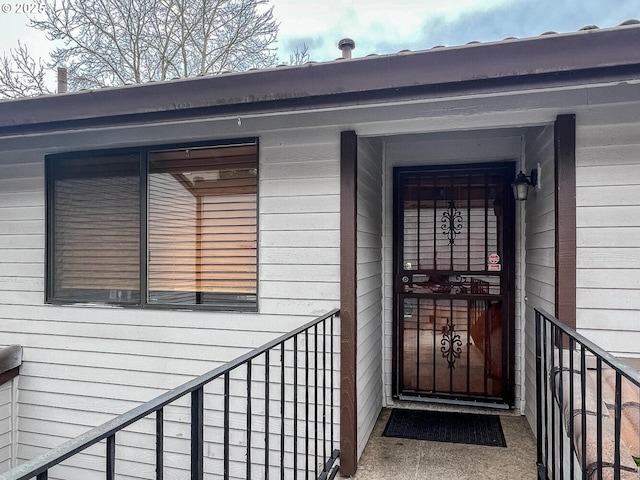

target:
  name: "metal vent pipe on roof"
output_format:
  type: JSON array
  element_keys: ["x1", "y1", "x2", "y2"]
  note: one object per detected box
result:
[{"x1": 338, "y1": 38, "x2": 356, "y2": 58}]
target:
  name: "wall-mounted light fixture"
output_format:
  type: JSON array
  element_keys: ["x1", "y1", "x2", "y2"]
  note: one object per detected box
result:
[{"x1": 511, "y1": 169, "x2": 538, "y2": 201}]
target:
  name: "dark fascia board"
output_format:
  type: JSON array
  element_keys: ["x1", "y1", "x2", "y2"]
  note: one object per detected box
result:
[{"x1": 1, "y1": 24, "x2": 639, "y2": 135}]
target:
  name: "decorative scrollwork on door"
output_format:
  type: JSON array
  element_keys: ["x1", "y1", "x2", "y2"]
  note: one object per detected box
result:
[
  {"x1": 440, "y1": 318, "x2": 462, "y2": 369},
  {"x1": 441, "y1": 201, "x2": 463, "y2": 246}
]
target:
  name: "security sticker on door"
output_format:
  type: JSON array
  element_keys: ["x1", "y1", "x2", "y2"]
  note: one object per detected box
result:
[{"x1": 488, "y1": 253, "x2": 501, "y2": 271}]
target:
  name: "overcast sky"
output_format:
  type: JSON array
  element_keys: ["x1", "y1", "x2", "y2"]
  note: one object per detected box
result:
[
  {"x1": 1, "y1": 0, "x2": 638, "y2": 67},
  {"x1": 272, "y1": 0, "x2": 639, "y2": 62}
]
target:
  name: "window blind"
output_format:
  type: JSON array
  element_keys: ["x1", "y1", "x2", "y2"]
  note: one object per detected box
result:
[
  {"x1": 50, "y1": 154, "x2": 141, "y2": 303},
  {"x1": 148, "y1": 145, "x2": 257, "y2": 307}
]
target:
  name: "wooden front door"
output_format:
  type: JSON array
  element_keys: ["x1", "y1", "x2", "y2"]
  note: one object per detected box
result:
[{"x1": 393, "y1": 163, "x2": 515, "y2": 404}]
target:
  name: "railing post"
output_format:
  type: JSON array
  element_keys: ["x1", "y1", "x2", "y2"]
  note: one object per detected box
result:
[
  {"x1": 596, "y1": 358, "x2": 603, "y2": 480},
  {"x1": 156, "y1": 408, "x2": 164, "y2": 480},
  {"x1": 224, "y1": 372, "x2": 230, "y2": 480},
  {"x1": 265, "y1": 350, "x2": 270, "y2": 480},
  {"x1": 322, "y1": 323, "x2": 327, "y2": 464},
  {"x1": 543, "y1": 317, "x2": 550, "y2": 478},
  {"x1": 314, "y1": 325, "x2": 319, "y2": 474},
  {"x1": 568, "y1": 337, "x2": 575, "y2": 480},
  {"x1": 293, "y1": 337, "x2": 298, "y2": 480},
  {"x1": 558, "y1": 330, "x2": 564, "y2": 480},
  {"x1": 246, "y1": 361, "x2": 253, "y2": 480},
  {"x1": 614, "y1": 372, "x2": 622, "y2": 480},
  {"x1": 305, "y1": 330, "x2": 310, "y2": 479},
  {"x1": 535, "y1": 310, "x2": 545, "y2": 479},
  {"x1": 106, "y1": 434, "x2": 115, "y2": 480},
  {"x1": 330, "y1": 314, "x2": 335, "y2": 455},
  {"x1": 191, "y1": 388, "x2": 204, "y2": 480},
  {"x1": 580, "y1": 346, "x2": 587, "y2": 480},
  {"x1": 550, "y1": 324, "x2": 556, "y2": 479},
  {"x1": 280, "y1": 343, "x2": 286, "y2": 480}
]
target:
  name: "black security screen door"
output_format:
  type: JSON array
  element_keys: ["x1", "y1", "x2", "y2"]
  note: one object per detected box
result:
[{"x1": 393, "y1": 163, "x2": 515, "y2": 404}]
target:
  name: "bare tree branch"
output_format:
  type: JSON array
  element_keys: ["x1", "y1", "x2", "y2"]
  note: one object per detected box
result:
[
  {"x1": 0, "y1": 0, "x2": 306, "y2": 97},
  {"x1": 26, "y1": 0, "x2": 279, "y2": 90},
  {"x1": 0, "y1": 42, "x2": 51, "y2": 98},
  {"x1": 289, "y1": 44, "x2": 310, "y2": 66}
]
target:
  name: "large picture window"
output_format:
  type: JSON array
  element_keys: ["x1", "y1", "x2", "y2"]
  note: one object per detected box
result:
[{"x1": 46, "y1": 140, "x2": 258, "y2": 310}]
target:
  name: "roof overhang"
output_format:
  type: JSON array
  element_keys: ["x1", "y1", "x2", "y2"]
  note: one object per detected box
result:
[{"x1": 1, "y1": 24, "x2": 639, "y2": 136}]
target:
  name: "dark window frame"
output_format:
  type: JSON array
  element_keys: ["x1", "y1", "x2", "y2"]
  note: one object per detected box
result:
[{"x1": 45, "y1": 137, "x2": 259, "y2": 312}]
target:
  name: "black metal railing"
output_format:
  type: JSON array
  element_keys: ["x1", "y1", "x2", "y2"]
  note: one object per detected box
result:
[
  {"x1": 2, "y1": 310, "x2": 340, "y2": 480},
  {"x1": 536, "y1": 308, "x2": 640, "y2": 480}
]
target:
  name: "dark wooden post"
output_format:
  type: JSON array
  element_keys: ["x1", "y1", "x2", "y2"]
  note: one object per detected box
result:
[
  {"x1": 554, "y1": 114, "x2": 577, "y2": 329},
  {"x1": 340, "y1": 130, "x2": 358, "y2": 476}
]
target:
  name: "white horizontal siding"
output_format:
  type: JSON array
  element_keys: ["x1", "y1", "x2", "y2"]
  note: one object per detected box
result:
[
  {"x1": 259, "y1": 129, "x2": 341, "y2": 317},
  {"x1": 355, "y1": 138, "x2": 384, "y2": 459},
  {"x1": 522, "y1": 125, "x2": 555, "y2": 430},
  {"x1": 0, "y1": 157, "x2": 43, "y2": 311},
  {"x1": 576, "y1": 103, "x2": 640, "y2": 356},
  {"x1": 0, "y1": 127, "x2": 342, "y2": 479}
]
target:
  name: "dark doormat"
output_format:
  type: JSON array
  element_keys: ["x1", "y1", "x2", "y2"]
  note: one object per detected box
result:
[{"x1": 382, "y1": 409, "x2": 507, "y2": 447}]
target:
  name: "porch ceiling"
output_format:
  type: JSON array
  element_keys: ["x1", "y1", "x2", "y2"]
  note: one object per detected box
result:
[{"x1": 382, "y1": 127, "x2": 544, "y2": 166}]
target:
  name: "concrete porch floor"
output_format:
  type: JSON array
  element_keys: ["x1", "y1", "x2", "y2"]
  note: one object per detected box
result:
[{"x1": 347, "y1": 407, "x2": 538, "y2": 480}]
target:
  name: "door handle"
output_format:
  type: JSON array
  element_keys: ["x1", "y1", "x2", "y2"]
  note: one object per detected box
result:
[{"x1": 399, "y1": 275, "x2": 414, "y2": 293}]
